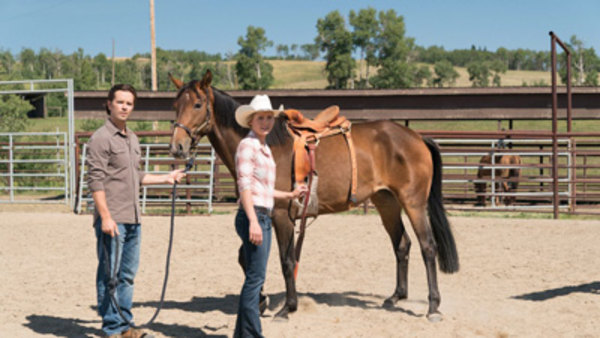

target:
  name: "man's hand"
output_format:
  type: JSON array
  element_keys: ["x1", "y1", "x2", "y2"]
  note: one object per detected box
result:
[
  {"x1": 166, "y1": 169, "x2": 186, "y2": 184},
  {"x1": 102, "y1": 217, "x2": 119, "y2": 237}
]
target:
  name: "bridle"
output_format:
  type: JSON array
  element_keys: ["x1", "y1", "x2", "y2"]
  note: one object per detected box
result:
[{"x1": 173, "y1": 87, "x2": 213, "y2": 146}]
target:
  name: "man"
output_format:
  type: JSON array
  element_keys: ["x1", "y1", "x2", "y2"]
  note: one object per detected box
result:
[{"x1": 87, "y1": 84, "x2": 185, "y2": 338}]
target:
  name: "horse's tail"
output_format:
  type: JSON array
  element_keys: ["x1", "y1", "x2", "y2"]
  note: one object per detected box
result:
[{"x1": 423, "y1": 137, "x2": 459, "y2": 273}]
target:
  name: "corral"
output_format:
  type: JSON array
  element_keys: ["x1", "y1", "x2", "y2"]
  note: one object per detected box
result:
[{"x1": 1, "y1": 211, "x2": 599, "y2": 337}]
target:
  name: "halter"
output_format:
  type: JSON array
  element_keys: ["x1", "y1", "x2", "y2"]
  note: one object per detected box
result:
[{"x1": 173, "y1": 87, "x2": 213, "y2": 146}]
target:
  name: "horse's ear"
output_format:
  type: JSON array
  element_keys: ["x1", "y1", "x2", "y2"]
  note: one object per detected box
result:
[
  {"x1": 169, "y1": 72, "x2": 184, "y2": 89},
  {"x1": 200, "y1": 69, "x2": 213, "y2": 88}
]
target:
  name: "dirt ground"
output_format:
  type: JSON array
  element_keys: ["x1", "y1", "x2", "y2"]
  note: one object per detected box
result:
[{"x1": 1, "y1": 209, "x2": 599, "y2": 337}]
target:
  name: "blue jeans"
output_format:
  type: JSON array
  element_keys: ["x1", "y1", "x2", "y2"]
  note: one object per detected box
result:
[
  {"x1": 95, "y1": 219, "x2": 141, "y2": 336},
  {"x1": 234, "y1": 207, "x2": 272, "y2": 338}
]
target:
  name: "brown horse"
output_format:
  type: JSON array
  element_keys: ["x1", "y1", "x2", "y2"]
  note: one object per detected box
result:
[
  {"x1": 168, "y1": 70, "x2": 459, "y2": 321},
  {"x1": 474, "y1": 154, "x2": 522, "y2": 206}
]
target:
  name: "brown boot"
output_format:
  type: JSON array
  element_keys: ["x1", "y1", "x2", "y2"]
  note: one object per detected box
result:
[{"x1": 121, "y1": 328, "x2": 155, "y2": 338}]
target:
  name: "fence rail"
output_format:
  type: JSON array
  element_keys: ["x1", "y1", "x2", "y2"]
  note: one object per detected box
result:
[
  {"x1": 0, "y1": 132, "x2": 68, "y2": 204},
  {"x1": 76, "y1": 143, "x2": 215, "y2": 214}
]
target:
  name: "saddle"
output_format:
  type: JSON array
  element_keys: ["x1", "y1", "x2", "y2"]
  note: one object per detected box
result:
[{"x1": 281, "y1": 106, "x2": 358, "y2": 211}]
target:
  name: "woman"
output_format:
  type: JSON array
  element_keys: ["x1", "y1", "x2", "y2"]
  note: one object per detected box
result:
[{"x1": 233, "y1": 94, "x2": 306, "y2": 337}]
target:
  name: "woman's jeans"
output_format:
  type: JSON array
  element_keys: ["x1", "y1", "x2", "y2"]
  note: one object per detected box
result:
[
  {"x1": 95, "y1": 218, "x2": 141, "y2": 336},
  {"x1": 234, "y1": 207, "x2": 272, "y2": 338}
]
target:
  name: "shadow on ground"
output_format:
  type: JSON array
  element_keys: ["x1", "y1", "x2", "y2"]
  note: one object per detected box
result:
[
  {"x1": 139, "y1": 290, "x2": 424, "y2": 318},
  {"x1": 24, "y1": 314, "x2": 226, "y2": 338},
  {"x1": 512, "y1": 281, "x2": 600, "y2": 301}
]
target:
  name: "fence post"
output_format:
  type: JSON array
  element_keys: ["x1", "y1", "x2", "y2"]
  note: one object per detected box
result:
[{"x1": 9, "y1": 134, "x2": 14, "y2": 202}]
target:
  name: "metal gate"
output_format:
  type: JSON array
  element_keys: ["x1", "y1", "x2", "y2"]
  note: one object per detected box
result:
[
  {"x1": 0, "y1": 132, "x2": 69, "y2": 204},
  {"x1": 76, "y1": 143, "x2": 216, "y2": 214}
]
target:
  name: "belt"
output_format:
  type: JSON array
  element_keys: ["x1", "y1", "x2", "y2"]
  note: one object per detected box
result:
[
  {"x1": 239, "y1": 205, "x2": 272, "y2": 217},
  {"x1": 254, "y1": 206, "x2": 272, "y2": 216}
]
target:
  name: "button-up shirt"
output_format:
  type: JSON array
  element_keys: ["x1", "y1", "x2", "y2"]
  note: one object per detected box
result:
[
  {"x1": 235, "y1": 131, "x2": 276, "y2": 209},
  {"x1": 86, "y1": 119, "x2": 146, "y2": 224}
]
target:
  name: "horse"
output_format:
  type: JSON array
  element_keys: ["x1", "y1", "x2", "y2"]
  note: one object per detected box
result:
[
  {"x1": 474, "y1": 154, "x2": 522, "y2": 206},
  {"x1": 168, "y1": 70, "x2": 459, "y2": 322}
]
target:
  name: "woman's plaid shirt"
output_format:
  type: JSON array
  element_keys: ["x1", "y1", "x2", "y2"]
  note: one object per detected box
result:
[{"x1": 235, "y1": 131, "x2": 276, "y2": 209}]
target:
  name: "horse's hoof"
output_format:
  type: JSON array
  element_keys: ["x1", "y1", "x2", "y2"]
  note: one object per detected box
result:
[
  {"x1": 382, "y1": 298, "x2": 395, "y2": 308},
  {"x1": 427, "y1": 312, "x2": 443, "y2": 323},
  {"x1": 274, "y1": 307, "x2": 289, "y2": 321}
]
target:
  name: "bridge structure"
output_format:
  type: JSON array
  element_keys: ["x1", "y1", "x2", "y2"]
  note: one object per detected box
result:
[
  {"x1": 74, "y1": 86, "x2": 600, "y2": 123},
  {"x1": 69, "y1": 86, "x2": 600, "y2": 217}
]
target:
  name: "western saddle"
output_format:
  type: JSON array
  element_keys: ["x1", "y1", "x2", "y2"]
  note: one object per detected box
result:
[{"x1": 281, "y1": 105, "x2": 358, "y2": 205}]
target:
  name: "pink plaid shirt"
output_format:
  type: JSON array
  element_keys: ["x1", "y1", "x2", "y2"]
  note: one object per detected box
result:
[{"x1": 235, "y1": 131, "x2": 276, "y2": 209}]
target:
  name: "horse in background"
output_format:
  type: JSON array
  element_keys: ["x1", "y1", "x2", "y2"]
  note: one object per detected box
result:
[{"x1": 474, "y1": 154, "x2": 522, "y2": 206}]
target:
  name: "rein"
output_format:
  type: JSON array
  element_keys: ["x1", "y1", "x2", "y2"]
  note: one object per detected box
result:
[{"x1": 101, "y1": 156, "x2": 195, "y2": 328}]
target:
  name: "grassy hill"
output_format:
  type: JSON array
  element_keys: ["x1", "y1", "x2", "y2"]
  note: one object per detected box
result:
[{"x1": 267, "y1": 59, "x2": 551, "y2": 89}]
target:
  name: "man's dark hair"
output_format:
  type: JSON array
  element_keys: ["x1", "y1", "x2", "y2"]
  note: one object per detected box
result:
[{"x1": 105, "y1": 84, "x2": 137, "y2": 115}]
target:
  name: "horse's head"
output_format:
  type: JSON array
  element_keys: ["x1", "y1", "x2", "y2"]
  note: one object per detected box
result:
[{"x1": 169, "y1": 70, "x2": 214, "y2": 159}]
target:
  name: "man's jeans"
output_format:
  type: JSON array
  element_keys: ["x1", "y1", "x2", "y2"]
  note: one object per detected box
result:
[
  {"x1": 95, "y1": 219, "x2": 141, "y2": 336},
  {"x1": 234, "y1": 207, "x2": 272, "y2": 338}
]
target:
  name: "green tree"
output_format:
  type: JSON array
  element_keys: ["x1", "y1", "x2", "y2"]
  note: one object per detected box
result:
[
  {"x1": 235, "y1": 26, "x2": 274, "y2": 90},
  {"x1": 300, "y1": 43, "x2": 320, "y2": 60},
  {"x1": 0, "y1": 95, "x2": 32, "y2": 132},
  {"x1": 316, "y1": 10, "x2": 355, "y2": 89},
  {"x1": 489, "y1": 59, "x2": 507, "y2": 87},
  {"x1": 19, "y1": 48, "x2": 37, "y2": 78},
  {"x1": 0, "y1": 49, "x2": 15, "y2": 78},
  {"x1": 414, "y1": 65, "x2": 432, "y2": 87},
  {"x1": 467, "y1": 61, "x2": 490, "y2": 87},
  {"x1": 276, "y1": 44, "x2": 289, "y2": 59},
  {"x1": 369, "y1": 9, "x2": 416, "y2": 88},
  {"x1": 433, "y1": 60, "x2": 459, "y2": 87},
  {"x1": 349, "y1": 7, "x2": 378, "y2": 87}
]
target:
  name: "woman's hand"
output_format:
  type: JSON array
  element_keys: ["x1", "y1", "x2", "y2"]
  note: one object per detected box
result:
[
  {"x1": 292, "y1": 184, "x2": 308, "y2": 199},
  {"x1": 249, "y1": 220, "x2": 263, "y2": 246}
]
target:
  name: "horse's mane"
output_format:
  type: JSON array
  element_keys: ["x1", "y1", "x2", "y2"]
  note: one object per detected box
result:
[{"x1": 211, "y1": 87, "x2": 291, "y2": 146}]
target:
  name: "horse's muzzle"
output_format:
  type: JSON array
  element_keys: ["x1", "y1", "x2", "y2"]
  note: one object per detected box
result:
[{"x1": 170, "y1": 141, "x2": 189, "y2": 159}]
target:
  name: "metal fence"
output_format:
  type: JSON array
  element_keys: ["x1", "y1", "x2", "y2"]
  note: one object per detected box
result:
[
  {"x1": 436, "y1": 138, "x2": 573, "y2": 211},
  {"x1": 76, "y1": 143, "x2": 215, "y2": 214},
  {"x1": 0, "y1": 132, "x2": 69, "y2": 204}
]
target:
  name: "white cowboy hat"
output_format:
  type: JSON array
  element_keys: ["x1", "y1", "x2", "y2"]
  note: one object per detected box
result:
[{"x1": 235, "y1": 94, "x2": 282, "y2": 128}]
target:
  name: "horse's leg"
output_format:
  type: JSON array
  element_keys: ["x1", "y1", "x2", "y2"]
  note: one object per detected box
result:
[
  {"x1": 404, "y1": 204, "x2": 442, "y2": 321},
  {"x1": 271, "y1": 209, "x2": 298, "y2": 320},
  {"x1": 237, "y1": 245, "x2": 268, "y2": 315},
  {"x1": 370, "y1": 190, "x2": 411, "y2": 307}
]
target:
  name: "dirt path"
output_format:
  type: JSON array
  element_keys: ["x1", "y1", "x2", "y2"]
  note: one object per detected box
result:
[{"x1": 1, "y1": 211, "x2": 599, "y2": 337}]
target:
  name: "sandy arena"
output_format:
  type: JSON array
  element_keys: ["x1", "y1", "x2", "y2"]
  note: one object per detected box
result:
[{"x1": 1, "y1": 210, "x2": 599, "y2": 337}]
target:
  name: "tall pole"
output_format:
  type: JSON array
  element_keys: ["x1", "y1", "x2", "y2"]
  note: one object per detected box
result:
[
  {"x1": 111, "y1": 38, "x2": 115, "y2": 86},
  {"x1": 550, "y1": 32, "x2": 559, "y2": 219},
  {"x1": 150, "y1": 0, "x2": 157, "y2": 91}
]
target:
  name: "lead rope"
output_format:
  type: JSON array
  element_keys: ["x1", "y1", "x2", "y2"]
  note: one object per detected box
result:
[
  {"x1": 293, "y1": 142, "x2": 317, "y2": 280},
  {"x1": 102, "y1": 155, "x2": 195, "y2": 328}
]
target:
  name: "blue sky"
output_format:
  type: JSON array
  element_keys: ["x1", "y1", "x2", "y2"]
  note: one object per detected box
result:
[{"x1": 1, "y1": 0, "x2": 598, "y2": 58}]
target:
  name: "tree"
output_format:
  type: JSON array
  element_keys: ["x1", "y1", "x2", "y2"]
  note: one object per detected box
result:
[
  {"x1": 315, "y1": 11, "x2": 355, "y2": 89},
  {"x1": 276, "y1": 44, "x2": 289, "y2": 59},
  {"x1": 415, "y1": 65, "x2": 432, "y2": 87},
  {"x1": 433, "y1": 60, "x2": 459, "y2": 87},
  {"x1": 467, "y1": 61, "x2": 490, "y2": 87},
  {"x1": 349, "y1": 7, "x2": 378, "y2": 87},
  {"x1": 0, "y1": 94, "x2": 32, "y2": 132},
  {"x1": 300, "y1": 43, "x2": 320, "y2": 60},
  {"x1": 489, "y1": 59, "x2": 507, "y2": 87},
  {"x1": 369, "y1": 9, "x2": 416, "y2": 88},
  {"x1": 235, "y1": 26, "x2": 274, "y2": 89}
]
